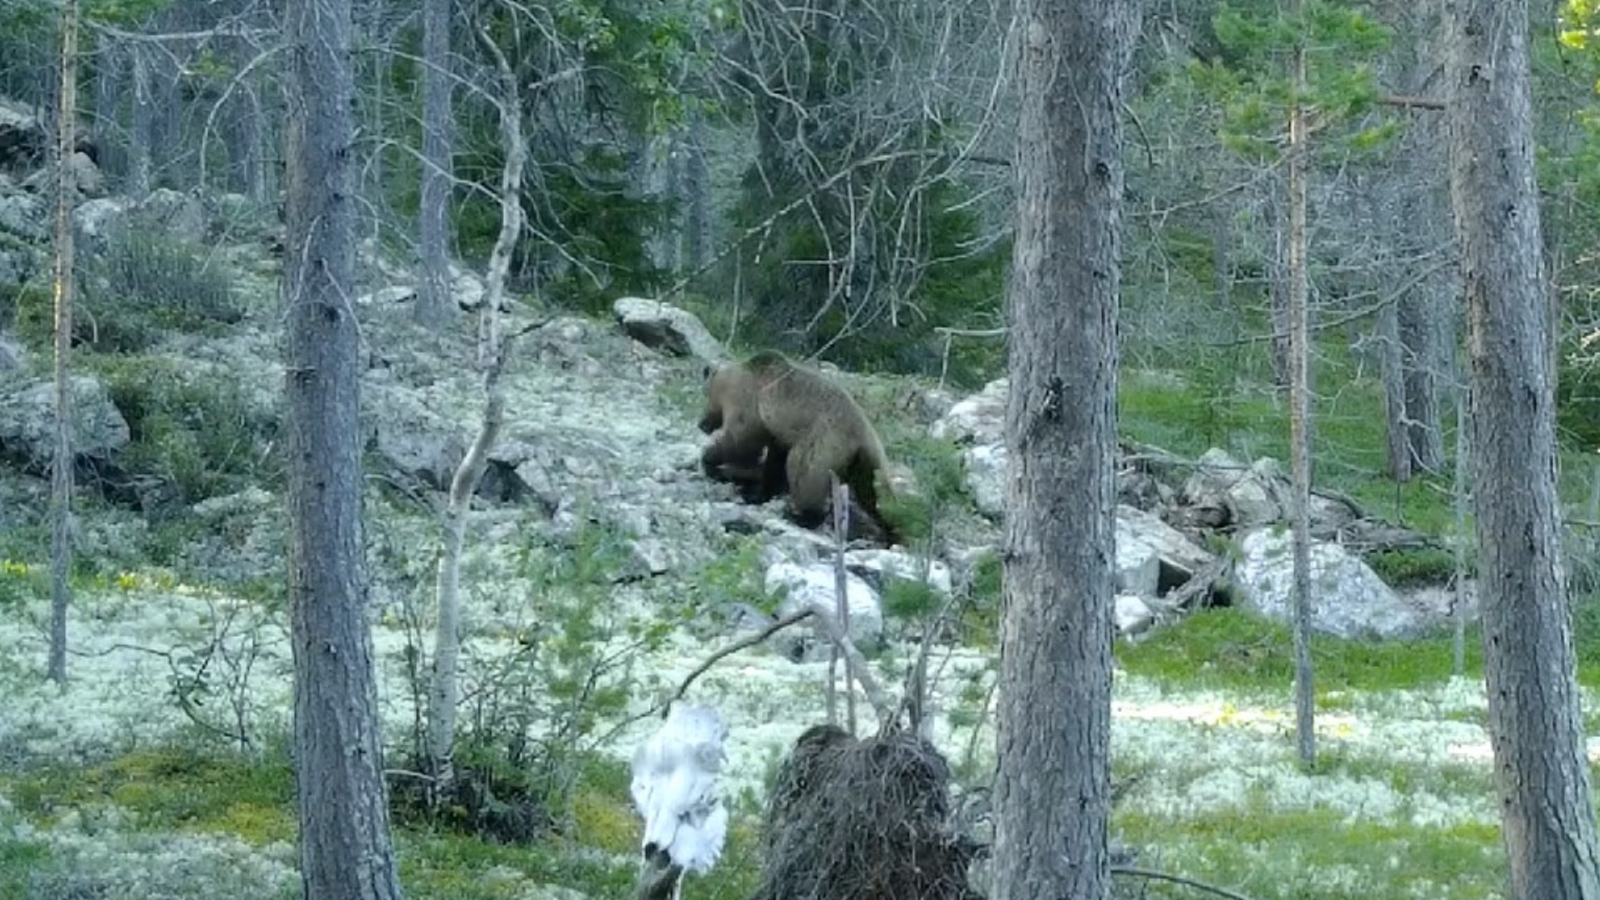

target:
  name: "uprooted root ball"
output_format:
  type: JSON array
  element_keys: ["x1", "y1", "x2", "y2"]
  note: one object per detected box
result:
[{"x1": 751, "y1": 724, "x2": 983, "y2": 900}]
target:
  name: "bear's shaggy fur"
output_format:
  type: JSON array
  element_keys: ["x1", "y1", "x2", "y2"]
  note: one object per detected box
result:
[{"x1": 698, "y1": 352, "x2": 896, "y2": 544}]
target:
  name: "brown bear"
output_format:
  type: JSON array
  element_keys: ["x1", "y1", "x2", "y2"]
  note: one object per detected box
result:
[{"x1": 698, "y1": 351, "x2": 897, "y2": 544}]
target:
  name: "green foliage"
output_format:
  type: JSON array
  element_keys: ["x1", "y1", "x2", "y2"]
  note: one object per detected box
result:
[
  {"x1": 18, "y1": 232, "x2": 242, "y2": 354},
  {"x1": 1365, "y1": 546, "x2": 1461, "y2": 588},
  {"x1": 84, "y1": 354, "x2": 278, "y2": 505},
  {"x1": 877, "y1": 435, "x2": 970, "y2": 545},
  {"x1": 1189, "y1": 0, "x2": 1394, "y2": 162},
  {"x1": 1566, "y1": 588, "x2": 1600, "y2": 684},
  {"x1": 454, "y1": 145, "x2": 673, "y2": 319},
  {"x1": 1117, "y1": 607, "x2": 1483, "y2": 693},
  {"x1": 952, "y1": 550, "x2": 1002, "y2": 647},
  {"x1": 1115, "y1": 799, "x2": 1504, "y2": 900},
  {"x1": 423, "y1": 520, "x2": 677, "y2": 839},
  {"x1": 86, "y1": 0, "x2": 171, "y2": 26},
  {"x1": 881, "y1": 577, "x2": 941, "y2": 622},
  {"x1": 697, "y1": 533, "x2": 778, "y2": 614},
  {"x1": 1117, "y1": 349, "x2": 1464, "y2": 537},
  {"x1": 0, "y1": 839, "x2": 51, "y2": 900},
  {"x1": 4, "y1": 745, "x2": 295, "y2": 842},
  {"x1": 3, "y1": 282, "x2": 53, "y2": 355},
  {"x1": 1563, "y1": 0, "x2": 1600, "y2": 52},
  {"x1": 398, "y1": 0, "x2": 701, "y2": 318},
  {"x1": 715, "y1": 1, "x2": 1008, "y2": 384},
  {"x1": 0, "y1": 558, "x2": 44, "y2": 612}
]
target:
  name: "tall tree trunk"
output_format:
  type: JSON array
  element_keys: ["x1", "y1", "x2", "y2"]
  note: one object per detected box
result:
[
  {"x1": 992, "y1": 1, "x2": 1134, "y2": 899},
  {"x1": 1266, "y1": 192, "x2": 1291, "y2": 389},
  {"x1": 1395, "y1": 0, "x2": 1450, "y2": 476},
  {"x1": 222, "y1": 38, "x2": 265, "y2": 201},
  {"x1": 1379, "y1": 295, "x2": 1412, "y2": 482},
  {"x1": 414, "y1": 0, "x2": 454, "y2": 328},
  {"x1": 1286, "y1": 9, "x2": 1315, "y2": 768},
  {"x1": 1210, "y1": 197, "x2": 1234, "y2": 324},
  {"x1": 92, "y1": 41, "x2": 122, "y2": 185},
  {"x1": 1446, "y1": 2, "x2": 1600, "y2": 897},
  {"x1": 153, "y1": 54, "x2": 182, "y2": 188},
  {"x1": 1452, "y1": 382, "x2": 1470, "y2": 677},
  {"x1": 48, "y1": 0, "x2": 81, "y2": 685},
  {"x1": 683, "y1": 112, "x2": 711, "y2": 273},
  {"x1": 282, "y1": 0, "x2": 405, "y2": 892},
  {"x1": 1399, "y1": 289, "x2": 1446, "y2": 472}
]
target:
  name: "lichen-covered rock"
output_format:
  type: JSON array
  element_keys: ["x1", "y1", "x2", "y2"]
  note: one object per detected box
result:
[
  {"x1": 613, "y1": 297, "x2": 724, "y2": 362},
  {"x1": 0, "y1": 375, "x2": 130, "y2": 471},
  {"x1": 1234, "y1": 528, "x2": 1438, "y2": 640}
]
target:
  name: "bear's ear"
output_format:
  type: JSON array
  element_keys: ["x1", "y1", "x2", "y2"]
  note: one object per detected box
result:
[{"x1": 702, "y1": 362, "x2": 720, "y2": 381}]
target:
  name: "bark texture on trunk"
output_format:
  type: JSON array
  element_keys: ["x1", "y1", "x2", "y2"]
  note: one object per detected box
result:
[
  {"x1": 992, "y1": 2, "x2": 1134, "y2": 899},
  {"x1": 283, "y1": 0, "x2": 405, "y2": 893},
  {"x1": 1447, "y1": 2, "x2": 1600, "y2": 897},
  {"x1": 1286, "y1": 15, "x2": 1315, "y2": 768}
]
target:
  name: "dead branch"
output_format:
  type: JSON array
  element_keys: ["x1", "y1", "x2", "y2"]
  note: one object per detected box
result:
[
  {"x1": 668, "y1": 609, "x2": 817, "y2": 708},
  {"x1": 1377, "y1": 94, "x2": 1445, "y2": 111}
]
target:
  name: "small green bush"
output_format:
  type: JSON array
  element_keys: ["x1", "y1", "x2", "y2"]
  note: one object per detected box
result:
[
  {"x1": 19, "y1": 232, "x2": 243, "y2": 353},
  {"x1": 0, "y1": 558, "x2": 43, "y2": 612},
  {"x1": 86, "y1": 354, "x2": 278, "y2": 504},
  {"x1": 878, "y1": 436, "x2": 970, "y2": 545},
  {"x1": 881, "y1": 576, "x2": 942, "y2": 621},
  {"x1": 1365, "y1": 546, "x2": 1459, "y2": 588}
]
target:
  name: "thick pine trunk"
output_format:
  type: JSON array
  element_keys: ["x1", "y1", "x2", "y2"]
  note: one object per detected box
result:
[
  {"x1": 992, "y1": 2, "x2": 1133, "y2": 899},
  {"x1": 282, "y1": 0, "x2": 405, "y2": 893},
  {"x1": 1446, "y1": 2, "x2": 1600, "y2": 897}
]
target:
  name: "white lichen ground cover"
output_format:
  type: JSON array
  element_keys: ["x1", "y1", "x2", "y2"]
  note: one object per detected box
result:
[{"x1": 0, "y1": 577, "x2": 1568, "y2": 900}]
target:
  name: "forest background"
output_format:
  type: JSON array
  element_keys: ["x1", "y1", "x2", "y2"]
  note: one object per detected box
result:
[{"x1": 4, "y1": 0, "x2": 1600, "y2": 898}]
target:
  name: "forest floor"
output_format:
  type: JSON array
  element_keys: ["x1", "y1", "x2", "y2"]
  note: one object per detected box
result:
[
  {"x1": 3, "y1": 298, "x2": 1599, "y2": 900},
  {"x1": 0, "y1": 594, "x2": 1581, "y2": 900}
]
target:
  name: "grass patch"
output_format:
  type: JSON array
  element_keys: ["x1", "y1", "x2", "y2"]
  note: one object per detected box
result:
[
  {"x1": 0, "y1": 839, "x2": 54, "y2": 899},
  {"x1": 1116, "y1": 803, "x2": 1504, "y2": 900},
  {"x1": 1118, "y1": 607, "x2": 1484, "y2": 694},
  {"x1": 3, "y1": 745, "x2": 295, "y2": 844},
  {"x1": 396, "y1": 809, "x2": 764, "y2": 900}
]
